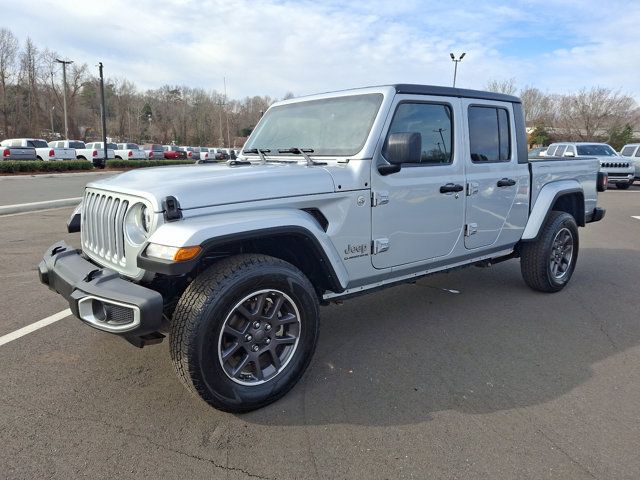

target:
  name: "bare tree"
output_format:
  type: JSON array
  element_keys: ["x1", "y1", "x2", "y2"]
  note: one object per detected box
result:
[
  {"x1": 485, "y1": 78, "x2": 517, "y2": 96},
  {"x1": 519, "y1": 86, "x2": 553, "y2": 127},
  {"x1": 554, "y1": 87, "x2": 636, "y2": 141},
  {"x1": 0, "y1": 28, "x2": 18, "y2": 135}
]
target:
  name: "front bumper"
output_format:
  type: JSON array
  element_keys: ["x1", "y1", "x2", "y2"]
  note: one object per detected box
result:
[{"x1": 38, "y1": 241, "x2": 165, "y2": 346}]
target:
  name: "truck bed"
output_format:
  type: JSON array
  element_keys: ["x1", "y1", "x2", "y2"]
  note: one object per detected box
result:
[{"x1": 529, "y1": 156, "x2": 600, "y2": 218}]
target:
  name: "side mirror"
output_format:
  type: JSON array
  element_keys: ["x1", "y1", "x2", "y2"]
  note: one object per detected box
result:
[
  {"x1": 379, "y1": 132, "x2": 421, "y2": 175},
  {"x1": 564, "y1": 151, "x2": 575, "y2": 158}
]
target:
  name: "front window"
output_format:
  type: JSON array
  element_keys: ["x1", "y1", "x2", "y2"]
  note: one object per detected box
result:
[
  {"x1": 383, "y1": 102, "x2": 453, "y2": 165},
  {"x1": 576, "y1": 144, "x2": 617, "y2": 156},
  {"x1": 244, "y1": 93, "x2": 384, "y2": 156}
]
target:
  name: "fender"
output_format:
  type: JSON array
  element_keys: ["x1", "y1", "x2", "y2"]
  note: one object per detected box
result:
[
  {"x1": 138, "y1": 208, "x2": 349, "y2": 291},
  {"x1": 521, "y1": 180, "x2": 583, "y2": 241}
]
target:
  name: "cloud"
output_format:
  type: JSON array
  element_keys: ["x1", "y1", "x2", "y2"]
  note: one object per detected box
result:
[{"x1": 5, "y1": 0, "x2": 640, "y2": 100}]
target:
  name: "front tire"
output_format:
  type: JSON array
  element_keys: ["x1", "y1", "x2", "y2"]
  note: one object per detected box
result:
[
  {"x1": 520, "y1": 211, "x2": 579, "y2": 293},
  {"x1": 170, "y1": 254, "x2": 320, "y2": 412},
  {"x1": 616, "y1": 181, "x2": 632, "y2": 190}
]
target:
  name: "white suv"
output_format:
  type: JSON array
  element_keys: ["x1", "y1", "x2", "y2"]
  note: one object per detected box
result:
[
  {"x1": 619, "y1": 144, "x2": 640, "y2": 180},
  {"x1": 546, "y1": 142, "x2": 635, "y2": 189}
]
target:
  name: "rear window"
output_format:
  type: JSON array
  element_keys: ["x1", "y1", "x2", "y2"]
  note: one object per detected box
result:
[
  {"x1": 621, "y1": 146, "x2": 636, "y2": 157},
  {"x1": 152, "y1": 144, "x2": 163, "y2": 151},
  {"x1": 28, "y1": 140, "x2": 48, "y2": 148},
  {"x1": 68, "y1": 141, "x2": 85, "y2": 148},
  {"x1": 126, "y1": 143, "x2": 139, "y2": 149},
  {"x1": 107, "y1": 143, "x2": 118, "y2": 150},
  {"x1": 468, "y1": 106, "x2": 511, "y2": 162}
]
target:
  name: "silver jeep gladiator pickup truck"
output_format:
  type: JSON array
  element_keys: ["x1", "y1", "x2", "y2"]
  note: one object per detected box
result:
[{"x1": 39, "y1": 84, "x2": 606, "y2": 412}]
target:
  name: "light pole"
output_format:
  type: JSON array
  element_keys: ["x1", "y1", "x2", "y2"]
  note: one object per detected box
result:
[
  {"x1": 50, "y1": 106, "x2": 55, "y2": 136},
  {"x1": 98, "y1": 62, "x2": 108, "y2": 168},
  {"x1": 449, "y1": 52, "x2": 465, "y2": 88},
  {"x1": 55, "y1": 58, "x2": 73, "y2": 138}
]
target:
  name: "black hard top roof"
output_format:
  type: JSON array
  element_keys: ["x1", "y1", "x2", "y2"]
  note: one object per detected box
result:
[{"x1": 393, "y1": 84, "x2": 521, "y2": 103}]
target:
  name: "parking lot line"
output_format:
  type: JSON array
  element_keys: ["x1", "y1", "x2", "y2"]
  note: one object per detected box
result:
[
  {"x1": 0, "y1": 309, "x2": 71, "y2": 347},
  {"x1": 633, "y1": 216, "x2": 640, "y2": 221}
]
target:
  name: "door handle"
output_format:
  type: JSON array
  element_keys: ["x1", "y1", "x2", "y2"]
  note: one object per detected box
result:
[
  {"x1": 439, "y1": 183, "x2": 464, "y2": 194},
  {"x1": 497, "y1": 178, "x2": 516, "y2": 187}
]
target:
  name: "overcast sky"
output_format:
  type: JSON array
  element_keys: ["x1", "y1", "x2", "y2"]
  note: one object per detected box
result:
[{"x1": 6, "y1": 0, "x2": 640, "y2": 99}]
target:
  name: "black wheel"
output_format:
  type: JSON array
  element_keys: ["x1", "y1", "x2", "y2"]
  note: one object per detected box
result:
[
  {"x1": 170, "y1": 254, "x2": 319, "y2": 412},
  {"x1": 616, "y1": 181, "x2": 632, "y2": 190},
  {"x1": 520, "y1": 211, "x2": 579, "y2": 293}
]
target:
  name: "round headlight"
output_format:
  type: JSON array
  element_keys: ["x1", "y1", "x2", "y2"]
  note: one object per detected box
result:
[{"x1": 125, "y1": 203, "x2": 152, "y2": 245}]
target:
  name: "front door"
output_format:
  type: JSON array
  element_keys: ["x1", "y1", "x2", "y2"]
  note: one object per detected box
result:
[
  {"x1": 461, "y1": 100, "x2": 529, "y2": 250},
  {"x1": 371, "y1": 96, "x2": 465, "y2": 269}
]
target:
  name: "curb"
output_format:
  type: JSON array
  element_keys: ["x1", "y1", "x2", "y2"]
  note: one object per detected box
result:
[{"x1": 0, "y1": 197, "x2": 82, "y2": 216}]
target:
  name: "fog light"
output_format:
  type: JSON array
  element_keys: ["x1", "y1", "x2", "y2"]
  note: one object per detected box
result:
[{"x1": 92, "y1": 300, "x2": 108, "y2": 322}]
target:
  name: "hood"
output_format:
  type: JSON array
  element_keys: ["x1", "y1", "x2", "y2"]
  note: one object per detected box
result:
[{"x1": 87, "y1": 162, "x2": 336, "y2": 211}]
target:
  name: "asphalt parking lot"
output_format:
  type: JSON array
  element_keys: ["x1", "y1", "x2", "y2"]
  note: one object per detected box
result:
[{"x1": 1, "y1": 178, "x2": 639, "y2": 479}]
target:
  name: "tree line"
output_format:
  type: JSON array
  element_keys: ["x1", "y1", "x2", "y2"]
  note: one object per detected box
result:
[
  {"x1": 0, "y1": 28, "x2": 283, "y2": 147},
  {"x1": 485, "y1": 78, "x2": 640, "y2": 149},
  {"x1": 2, "y1": 27, "x2": 639, "y2": 150}
]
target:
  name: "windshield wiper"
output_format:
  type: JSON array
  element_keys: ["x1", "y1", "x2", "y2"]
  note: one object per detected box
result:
[
  {"x1": 242, "y1": 148, "x2": 271, "y2": 164},
  {"x1": 277, "y1": 148, "x2": 327, "y2": 166}
]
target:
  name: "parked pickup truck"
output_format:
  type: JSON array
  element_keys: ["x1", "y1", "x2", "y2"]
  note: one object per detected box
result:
[
  {"x1": 115, "y1": 143, "x2": 147, "y2": 160},
  {"x1": 39, "y1": 84, "x2": 606, "y2": 413},
  {"x1": 163, "y1": 145, "x2": 188, "y2": 159},
  {"x1": 0, "y1": 139, "x2": 37, "y2": 160},
  {"x1": 48, "y1": 139, "x2": 107, "y2": 167},
  {"x1": 3, "y1": 138, "x2": 75, "y2": 161},
  {"x1": 85, "y1": 142, "x2": 116, "y2": 162}
]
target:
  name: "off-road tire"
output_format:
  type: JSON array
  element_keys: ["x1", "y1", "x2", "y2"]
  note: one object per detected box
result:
[
  {"x1": 170, "y1": 254, "x2": 320, "y2": 412},
  {"x1": 520, "y1": 211, "x2": 579, "y2": 293}
]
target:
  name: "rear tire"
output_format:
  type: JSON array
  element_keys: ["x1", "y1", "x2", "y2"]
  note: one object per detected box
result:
[
  {"x1": 520, "y1": 211, "x2": 579, "y2": 293},
  {"x1": 170, "y1": 254, "x2": 320, "y2": 412}
]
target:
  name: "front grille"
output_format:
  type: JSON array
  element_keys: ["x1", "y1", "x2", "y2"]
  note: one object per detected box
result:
[
  {"x1": 602, "y1": 162, "x2": 629, "y2": 168},
  {"x1": 82, "y1": 191, "x2": 129, "y2": 266}
]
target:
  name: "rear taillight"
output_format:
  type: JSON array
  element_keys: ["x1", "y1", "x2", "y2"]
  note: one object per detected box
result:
[
  {"x1": 188, "y1": 151, "x2": 193, "y2": 157},
  {"x1": 149, "y1": 151, "x2": 154, "y2": 159},
  {"x1": 49, "y1": 149, "x2": 55, "y2": 157},
  {"x1": 128, "y1": 150, "x2": 133, "y2": 157},
  {"x1": 204, "y1": 153, "x2": 209, "y2": 159},
  {"x1": 597, "y1": 171, "x2": 608, "y2": 192},
  {"x1": 3, "y1": 148, "x2": 9, "y2": 157},
  {"x1": 92, "y1": 150, "x2": 98, "y2": 157}
]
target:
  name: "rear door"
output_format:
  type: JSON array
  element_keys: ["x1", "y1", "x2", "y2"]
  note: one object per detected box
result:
[{"x1": 461, "y1": 100, "x2": 529, "y2": 250}]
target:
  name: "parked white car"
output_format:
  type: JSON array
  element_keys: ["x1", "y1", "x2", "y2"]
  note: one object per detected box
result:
[
  {"x1": 619, "y1": 143, "x2": 640, "y2": 180},
  {"x1": 115, "y1": 143, "x2": 147, "y2": 160},
  {"x1": 4, "y1": 138, "x2": 75, "y2": 161},
  {"x1": 48, "y1": 139, "x2": 108, "y2": 167}
]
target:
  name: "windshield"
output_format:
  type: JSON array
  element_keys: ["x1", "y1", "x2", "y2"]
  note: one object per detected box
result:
[
  {"x1": 576, "y1": 144, "x2": 617, "y2": 156},
  {"x1": 244, "y1": 93, "x2": 383, "y2": 156}
]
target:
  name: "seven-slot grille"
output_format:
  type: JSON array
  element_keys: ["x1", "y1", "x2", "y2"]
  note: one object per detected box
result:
[
  {"x1": 601, "y1": 162, "x2": 629, "y2": 168},
  {"x1": 82, "y1": 191, "x2": 129, "y2": 266}
]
